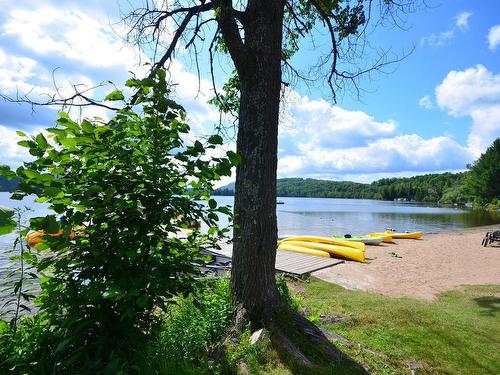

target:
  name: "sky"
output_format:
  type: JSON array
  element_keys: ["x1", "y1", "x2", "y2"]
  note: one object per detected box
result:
[{"x1": 0, "y1": 0, "x2": 499, "y2": 187}]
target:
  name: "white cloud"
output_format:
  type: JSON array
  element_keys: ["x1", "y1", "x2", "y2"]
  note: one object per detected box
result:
[
  {"x1": 277, "y1": 91, "x2": 474, "y2": 179},
  {"x1": 418, "y1": 95, "x2": 433, "y2": 109},
  {"x1": 0, "y1": 47, "x2": 102, "y2": 118},
  {"x1": 0, "y1": 125, "x2": 34, "y2": 167},
  {"x1": 2, "y1": 6, "x2": 144, "y2": 71},
  {"x1": 0, "y1": 1, "x2": 225, "y2": 173},
  {"x1": 167, "y1": 60, "x2": 221, "y2": 135},
  {"x1": 0, "y1": 48, "x2": 49, "y2": 96},
  {"x1": 421, "y1": 11, "x2": 471, "y2": 47},
  {"x1": 488, "y1": 25, "x2": 500, "y2": 51},
  {"x1": 436, "y1": 64, "x2": 500, "y2": 155},
  {"x1": 280, "y1": 91, "x2": 396, "y2": 151},
  {"x1": 421, "y1": 30, "x2": 454, "y2": 47},
  {"x1": 455, "y1": 12, "x2": 472, "y2": 31},
  {"x1": 436, "y1": 65, "x2": 500, "y2": 116},
  {"x1": 277, "y1": 133, "x2": 472, "y2": 178}
]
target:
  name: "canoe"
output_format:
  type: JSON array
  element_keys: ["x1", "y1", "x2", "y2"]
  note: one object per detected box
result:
[
  {"x1": 333, "y1": 235, "x2": 383, "y2": 245},
  {"x1": 277, "y1": 242, "x2": 330, "y2": 258},
  {"x1": 368, "y1": 233, "x2": 393, "y2": 243},
  {"x1": 384, "y1": 230, "x2": 423, "y2": 239},
  {"x1": 281, "y1": 240, "x2": 365, "y2": 262},
  {"x1": 280, "y1": 235, "x2": 365, "y2": 252},
  {"x1": 26, "y1": 229, "x2": 82, "y2": 247}
]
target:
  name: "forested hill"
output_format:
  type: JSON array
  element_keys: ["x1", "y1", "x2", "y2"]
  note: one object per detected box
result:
[
  {"x1": 215, "y1": 173, "x2": 469, "y2": 204},
  {"x1": 0, "y1": 175, "x2": 20, "y2": 192},
  {"x1": 0, "y1": 170, "x2": 470, "y2": 203}
]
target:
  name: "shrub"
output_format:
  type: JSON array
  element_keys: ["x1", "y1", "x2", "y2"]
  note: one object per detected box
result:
[
  {"x1": 147, "y1": 278, "x2": 232, "y2": 373},
  {"x1": 0, "y1": 69, "x2": 237, "y2": 373}
]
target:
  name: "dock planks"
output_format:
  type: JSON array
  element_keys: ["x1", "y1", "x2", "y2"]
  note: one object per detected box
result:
[{"x1": 207, "y1": 243, "x2": 343, "y2": 276}]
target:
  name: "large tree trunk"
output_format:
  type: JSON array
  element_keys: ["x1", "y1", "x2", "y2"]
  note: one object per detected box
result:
[{"x1": 231, "y1": 1, "x2": 285, "y2": 325}]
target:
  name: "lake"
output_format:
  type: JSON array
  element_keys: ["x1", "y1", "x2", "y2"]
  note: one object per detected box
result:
[{"x1": 2, "y1": 192, "x2": 500, "y2": 270}]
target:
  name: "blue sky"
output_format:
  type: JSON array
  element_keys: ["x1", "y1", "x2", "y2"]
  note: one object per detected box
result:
[{"x1": 0, "y1": 0, "x2": 499, "y2": 186}]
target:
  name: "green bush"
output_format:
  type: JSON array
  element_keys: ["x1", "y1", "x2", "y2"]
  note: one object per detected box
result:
[
  {"x1": 0, "y1": 69, "x2": 237, "y2": 374},
  {"x1": 0, "y1": 314, "x2": 58, "y2": 374},
  {"x1": 147, "y1": 278, "x2": 232, "y2": 373}
]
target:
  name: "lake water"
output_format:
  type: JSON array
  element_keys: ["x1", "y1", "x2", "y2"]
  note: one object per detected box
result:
[{"x1": 1, "y1": 192, "x2": 500, "y2": 270}]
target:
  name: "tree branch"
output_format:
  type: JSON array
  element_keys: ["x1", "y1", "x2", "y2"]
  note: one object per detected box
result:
[{"x1": 216, "y1": 0, "x2": 252, "y2": 76}]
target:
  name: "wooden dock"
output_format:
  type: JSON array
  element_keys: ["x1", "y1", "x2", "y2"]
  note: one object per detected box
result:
[{"x1": 205, "y1": 243, "x2": 343, "y2": 277}]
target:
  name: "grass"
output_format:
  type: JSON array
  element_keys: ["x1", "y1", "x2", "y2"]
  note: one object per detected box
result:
[
  {"x1": 291, "y1": 277, "x2": 500, "y2": 375},
  {"x1": 4, "y1": 276, "x2": 498, "y2": 374},
  {"x1": 143, "y1": 277, "x2": 499, "y2": 374}
]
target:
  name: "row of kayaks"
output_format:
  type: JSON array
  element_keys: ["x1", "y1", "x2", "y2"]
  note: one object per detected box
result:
[
  {"x1": 26, "y1": 226, "x2": 422, "y2": 265},
  {"x1": 277, "y1": 230, "x2": 423, "y2": 263}
]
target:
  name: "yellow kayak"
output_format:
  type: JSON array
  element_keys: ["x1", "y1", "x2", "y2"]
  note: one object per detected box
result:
[
  {"x1": 26, "y1": 229, "x2": 83, "y2": 247},
  {"x1": 277, "y1": 242, "x2": 331, "y2": 258},
  {"x1": 280, "y1": 240, "x2": 365, "y2": 263},
  {"x1": 384, "y1": 230, "x2": 423, "y2": 239},
  {"x1": 279, "y1": 235, "x2": 365, "y2": 252},
  {"x1": 368, "y1": 233, "x2": 393, "y2": 243}
]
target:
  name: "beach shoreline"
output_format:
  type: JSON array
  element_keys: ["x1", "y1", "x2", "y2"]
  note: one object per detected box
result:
[{"x1": 313, "y1": 224, "x2": 500, "y2": 300}]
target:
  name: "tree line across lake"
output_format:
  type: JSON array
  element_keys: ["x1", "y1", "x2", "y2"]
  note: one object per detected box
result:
[
  {"x1": 215, "y1": 138, "x2": 500, "y2": 207},
  {"x1": 2, "y1": 138, "x2": 499, "y2": 207},
  {"x1": 215, "y1": 173, "x2": 468, "y2": 204}
]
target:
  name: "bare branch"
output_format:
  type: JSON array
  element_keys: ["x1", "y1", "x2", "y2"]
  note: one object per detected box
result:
[{"x1": 0, "y1": 82, "x2": 122, "y2": 113}]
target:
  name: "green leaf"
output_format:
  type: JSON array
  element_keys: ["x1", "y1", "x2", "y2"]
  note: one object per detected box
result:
[
  {"x1": 17, "y1": 140, "x2": 34, "y2": 148},
  {"x1": 0, "y1": 207, "x2": 16, "y2": 234},
  {"x1": 208, "y1": 199, "x2": 217, "y2": 209},
  {"x1": 226, "y1": 151, "x2": 241, "y2": 166},
  {"x1": 36, "y1": 133, "x2": 49, "y2": 150},
  {"x1": 43, "y1": 186, "x2": 64, "y2": 198},
  {"x1": 57, "y1": 111, "x2": 69, "y2": 119},
  {"x1": 208, "y1": 134, "x2": 223, "y2": 145},
  {"x1": 0, "y1": 221, "x2": 16, "y2": 236},
  {"x1": 59, "y1": 138, "x2": 78, "y2": 148},
  {"x1": 55, "y1": 337, "x2": 73, "y2": 353},
  {"x1": 40, "y1": 215, "x2": 59, "y2": 234},
  {"x1": 81, "y1": 119, "x2": 95, "y2": 133},
  {"x1": 34, "y1": 242, "x2": 50, "y2": 251},
  {"x1": 136, "y1": 295, "x2": 149, "y2": 308},
  {"x1": 105, "y1": 90, "x2": 125, "y2": 101},
  {"x1": 16, "y1": 130, "x2": 26, "y2": 137},
  {"x1": 193, "y1": 140, "x2": 204, "y2": 153}
]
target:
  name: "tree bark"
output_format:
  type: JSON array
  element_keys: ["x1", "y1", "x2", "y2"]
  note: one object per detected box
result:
[{"x1": 230, "y1": 0, "x2": 285, "y2": 325}]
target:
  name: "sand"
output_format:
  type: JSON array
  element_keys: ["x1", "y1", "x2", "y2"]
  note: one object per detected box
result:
[{"x1": 312, "y1": 225, "x2": 500, "y2": 300}]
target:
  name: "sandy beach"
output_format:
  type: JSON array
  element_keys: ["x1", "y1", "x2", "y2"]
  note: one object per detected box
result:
[{"x1": 313, "y1": 225, "x2": 500, "y2": 300}]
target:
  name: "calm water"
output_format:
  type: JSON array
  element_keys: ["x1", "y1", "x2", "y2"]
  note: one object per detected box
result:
[{"x1": 2, "y1": 192, "x2": 500, "y2": 269}]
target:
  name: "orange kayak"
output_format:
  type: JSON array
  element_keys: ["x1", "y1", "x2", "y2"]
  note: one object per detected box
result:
[{"x1": 26, "y1": 229, "x2": 83, "y2": 247}]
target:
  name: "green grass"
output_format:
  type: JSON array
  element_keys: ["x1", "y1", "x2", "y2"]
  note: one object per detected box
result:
[
  {"x1": 292, "y1": 278, "x2": 500, "y2": 375},
  {"x1": 4, "y1": 276, "x2": 498, "y2": 374}
]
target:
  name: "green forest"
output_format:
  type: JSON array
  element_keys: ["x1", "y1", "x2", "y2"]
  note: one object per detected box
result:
[
  {"x1": 4, "y1": 138, "x2": 499, "y2": 207},
  {"x1": 215, "y1": 138, "x2": 500, "y2": 207},
  {"x1": 215, "y1": 173, "x2": 468, "y2": 204}
]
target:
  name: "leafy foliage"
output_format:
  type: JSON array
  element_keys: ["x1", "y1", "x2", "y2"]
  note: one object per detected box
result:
[
  {"x1": 143, "y1": 276, "x2": 302, "y2": 374},
  {"x1": 466, "y1": 138, "x2": 500, "y2": 206},
  {"x1": 147, "y1": 278, "x2": 232, "y2": 373},
  {"x1": 0, "y1": 69, "x2": 237, "y2": 373},
  {"x1": 0, "y1": 205, "x2": 16, "y2": 235},
  {"x1": 0, "y1": 314, "x2": 57, "y2": 374}
]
